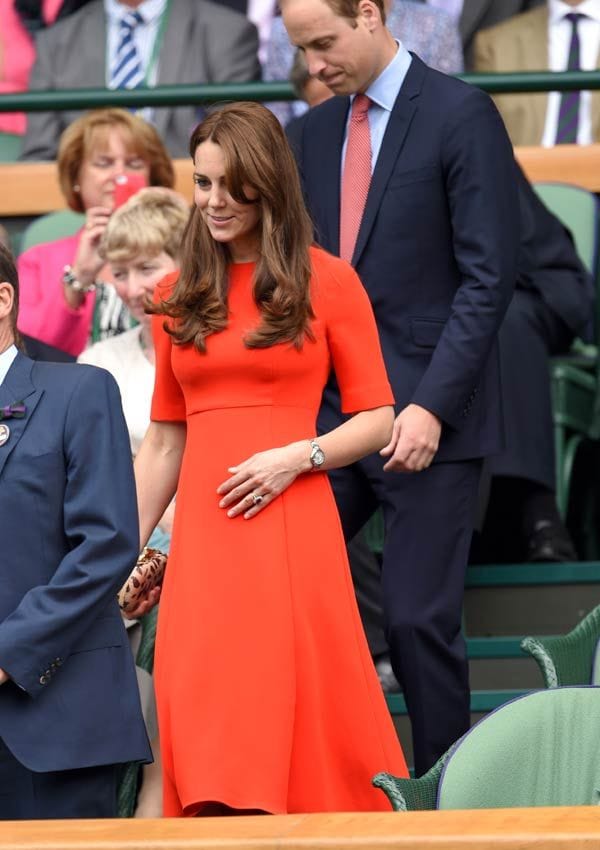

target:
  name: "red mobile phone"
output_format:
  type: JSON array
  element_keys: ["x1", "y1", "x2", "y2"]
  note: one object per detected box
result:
[{"x1": 113, "y1": 172, "x2": 148, "y2": 209}]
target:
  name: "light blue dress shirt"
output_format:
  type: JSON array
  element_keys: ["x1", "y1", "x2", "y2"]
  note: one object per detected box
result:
[
  {"x1": 0, "y1": 344, "x2": 17, "y2": 386},
  {"x1": 342, "y1": 41, "x2": 412, "y2": 174}
]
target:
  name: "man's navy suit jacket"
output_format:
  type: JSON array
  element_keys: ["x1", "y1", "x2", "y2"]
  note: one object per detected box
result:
[
  {"x1": 0, "y1": 352, "x2": 151, "y2": 772},
  {"x1": 288, "y1": 54, "x2": 521, "y2": 463}
]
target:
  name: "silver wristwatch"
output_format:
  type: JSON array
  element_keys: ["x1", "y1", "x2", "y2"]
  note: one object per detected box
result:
[{"x1": 309, "y1": 439, "x2": 325, "y2": 470}]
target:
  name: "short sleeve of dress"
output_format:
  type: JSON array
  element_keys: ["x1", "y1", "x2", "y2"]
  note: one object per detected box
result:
[
  {"x1": 150, "y1": 274, "x2": 186, "y2": 423},
  {"x1": 315, "y1": 250, "x2": 394, "y2": 414}
]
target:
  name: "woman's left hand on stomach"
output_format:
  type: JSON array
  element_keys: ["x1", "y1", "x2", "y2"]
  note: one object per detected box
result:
[{"x1": 217, "y1": 442, "x2": 311, "y2": 519}]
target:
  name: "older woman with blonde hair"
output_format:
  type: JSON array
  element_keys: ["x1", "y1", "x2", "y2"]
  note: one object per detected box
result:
[
  {"x1": 80, "y1": 186, "x2": 190, "y2": 818},
  {"x1": 17, "y1": 108, "x2": 174, "y2": 356},
  {"x1": 80, "y1": 187, "x2": 189, "y2": 466},
  {"x1": 130, "y1": 101, "x2": 408, "y2": 818}
]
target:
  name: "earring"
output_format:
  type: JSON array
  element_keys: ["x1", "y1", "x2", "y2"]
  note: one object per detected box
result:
[{"x1": 73, "y1": 184, "x2": 80, "y2": 192}]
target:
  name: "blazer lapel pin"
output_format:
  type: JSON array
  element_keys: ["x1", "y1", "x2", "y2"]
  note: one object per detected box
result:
[
  {"x1": 0, "y1": 402, "x2": 27, "y2": 447},
  {"x1": 0, "y1": 402, "x2": 26, "y2": 421}
]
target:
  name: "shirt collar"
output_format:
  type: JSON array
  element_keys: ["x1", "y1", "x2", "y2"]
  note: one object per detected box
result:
[
  {"x1": 361, "y1": 40, "x2": 412, "y2": 113},
  {"x1": 549, "y1": 0, "x2": 600, "y2": 25},
  {"x1": 0, "y1": 344, "x2": 18, "y2": 387},
  {"x1": 105, "y1": 0, "x2": 168, "y2": 25}
]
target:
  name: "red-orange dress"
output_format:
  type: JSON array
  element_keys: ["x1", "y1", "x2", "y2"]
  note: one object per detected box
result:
[{"x1": 151, "y1": 246, "x2": 408, "y2": 817}]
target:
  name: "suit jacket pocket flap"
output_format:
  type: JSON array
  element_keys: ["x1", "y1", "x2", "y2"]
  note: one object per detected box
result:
[
  {"x1": 73, "y1": 617, "x2": 125, "y2": 653},
  {"x1": 410, "y1": 317, "x2": 445, "y2": 348},
  {"x1": 388, "y1": 164, "x2": 440, "y2": 190}
]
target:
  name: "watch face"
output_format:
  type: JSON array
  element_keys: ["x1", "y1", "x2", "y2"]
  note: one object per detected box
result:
[{"x1": 311, "y1": 446, "x2": 325, "y2": 467}]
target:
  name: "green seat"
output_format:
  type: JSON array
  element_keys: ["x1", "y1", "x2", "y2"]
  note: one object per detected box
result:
[
  {"x1": 532, "y1": 182, "x2": 600, "y2": 523},
  {"x1": 0, "y1": 132, "x2": 22, "y2": 162},
  {"x1": 19, "y1": 209, "x2": 85, "y2": 253},
  {"x1": 521, "y1": 604, "x2": 600, "y2": 688},
  {"x1": 374, "y1": 686, "x2": 600, "y2": 810},
  {"x1": 117, "y1": 606, "x2": 158, "y2": 818}
]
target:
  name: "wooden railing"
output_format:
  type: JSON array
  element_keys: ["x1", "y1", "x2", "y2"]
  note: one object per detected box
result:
[
  {"x1": 2, "y1": 807, "x2": 600, "y2": 849},
  {"x1": 0, "y1": 144, "x2": 599, "y2": 218}
]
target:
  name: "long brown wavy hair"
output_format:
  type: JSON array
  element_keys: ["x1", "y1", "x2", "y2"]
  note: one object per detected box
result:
[{"x1": 151, "y1": 102, "x2": 315, "y2": 351}]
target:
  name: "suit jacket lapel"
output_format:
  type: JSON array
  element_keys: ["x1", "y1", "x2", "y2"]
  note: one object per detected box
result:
[
  {"x1": 351, "y1": 54, "x2": 424, "y2": 267},
  {"x1": 459, "y1": 0, "x2": 488, "y2": 44},
  {"x1": 155, "y1": 2, "x2": 190, "y2": 136},
  {"x1": 0, "y1": 354, "x2": 44, "y2": 480},
  {"x1": 317, "y1": 96, "x2": 350, "y2": 257},
  {"x1": 519, "y1": 8, "x2": 548, "y2": 144},
  {"x1": 86, "y1": 3, "x2": 107, "y2": 86}
]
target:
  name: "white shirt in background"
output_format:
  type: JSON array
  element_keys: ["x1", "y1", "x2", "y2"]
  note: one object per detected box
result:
[
  {"x1": 0, "y1": 344, "x2": 17, "y2": 386},
  {"x1": 543, "y1": 0, "x2": 600, "y2": 146},
  {"x1": 248, "y1": 0, "x2": 278, "y2": 67},
  {"x1": 78, "y1": 326, "x2": 154, "y2": 456}
]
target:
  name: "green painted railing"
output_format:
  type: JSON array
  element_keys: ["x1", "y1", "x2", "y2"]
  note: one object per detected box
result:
[
  {"x1": 386, "y1": 689, "x2": 527, "y2": 716},
  {"x1": 1, "y1": 70, "x2": 600, "y2": 113}
]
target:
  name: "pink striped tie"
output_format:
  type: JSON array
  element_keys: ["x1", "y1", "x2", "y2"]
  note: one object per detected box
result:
[{"x1": 340, "y1": 94, "x2": 372, "y2": 263}]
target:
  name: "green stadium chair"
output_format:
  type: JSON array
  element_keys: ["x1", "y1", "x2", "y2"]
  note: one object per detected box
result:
[
  {"x1": 19, "y1": 209, "x2": 85, "y2": 253},
  {"x1": 532, "y1": 182, "x2": 600, "y2": 522},
  {"x1": 520, "y1": 603, "x2": 600, "y2": 688},
  {"x1": 374, "y1": 686, "x2": 600, "y2": 810},
  {"x1": 0, "y1": 132, "x2": 22, "y2": 162}
]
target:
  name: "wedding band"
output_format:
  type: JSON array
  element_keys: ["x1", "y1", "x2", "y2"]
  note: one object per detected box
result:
[{"x1": 251, "y1": 492, "x2": 264, "y2": 506}]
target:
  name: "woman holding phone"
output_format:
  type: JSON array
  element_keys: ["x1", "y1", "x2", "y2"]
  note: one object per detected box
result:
[{"x1": 17, "y1": 108, "x2": 174, "y2": 356}]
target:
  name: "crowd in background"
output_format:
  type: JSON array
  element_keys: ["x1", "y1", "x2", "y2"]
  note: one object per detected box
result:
[{"x1": 0, "y1": 0, "x2": 598, "y2": 821}]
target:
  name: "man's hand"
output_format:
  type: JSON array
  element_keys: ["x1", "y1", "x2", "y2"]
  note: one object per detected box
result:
[
  {"x1": 380, "y1": 403, "x2": 441, "y2": 472},
  {"x1": 0, "y1": 669, "x2": 9, "y2": 685}
]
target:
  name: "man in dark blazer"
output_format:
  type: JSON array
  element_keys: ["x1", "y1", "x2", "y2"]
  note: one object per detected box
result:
[
  {"x1": 20, "y1": 0, "x2": 261, "y2": 161},
  {"x1": 0, "y1": 244, "x2": 151, "y2": 818},
  {"x1": 479, "y1": 166, "x2": 593, "y2": 562},
  {"x1": 283, "y1": 0, "x2": 519, "y2": 775}
]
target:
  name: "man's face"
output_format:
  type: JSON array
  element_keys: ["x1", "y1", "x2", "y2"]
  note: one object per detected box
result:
[{"x1": 282, "y1": 0, "x2": 383, "y2": 96}]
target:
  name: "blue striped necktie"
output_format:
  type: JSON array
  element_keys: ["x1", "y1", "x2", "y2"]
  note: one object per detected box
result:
[
  {"x1": 110, "y1": 11, "x2": 145, "y2": 90},
  {"x1": 555, "y1": 13, "x2": 585, "y2": 145}
]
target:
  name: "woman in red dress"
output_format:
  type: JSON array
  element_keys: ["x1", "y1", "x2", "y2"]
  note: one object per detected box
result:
[{"x1": 134, "y1": 101, "x2": 408, "y2": 817}]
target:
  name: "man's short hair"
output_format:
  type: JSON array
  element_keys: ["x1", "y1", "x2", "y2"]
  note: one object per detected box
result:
[
  {"x1": 0, "y1": 242, "x2": 19, "y2": 334},
  {"x1": 321, "y1": 0, "x2": 386, "y2": 25}
]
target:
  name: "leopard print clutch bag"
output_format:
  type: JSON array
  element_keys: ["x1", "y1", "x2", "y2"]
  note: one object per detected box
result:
[{"x1": 118, "y1": 547, "x2": 167, "y2": 615}]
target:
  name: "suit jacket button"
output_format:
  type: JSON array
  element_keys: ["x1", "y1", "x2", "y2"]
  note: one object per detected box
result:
[{"x1": 39, "y1": 675, "x2": 48, "y2": 685}]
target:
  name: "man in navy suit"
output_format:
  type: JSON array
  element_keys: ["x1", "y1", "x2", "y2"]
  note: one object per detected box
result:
[
  {"x1": 282, "y1": 0, "x2": 520, "y2": 774},
  {"x1": 0, "y1": 244, "x2": 151, "y2": 819}
]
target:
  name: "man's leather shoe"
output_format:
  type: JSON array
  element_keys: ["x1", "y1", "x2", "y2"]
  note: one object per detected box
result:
[{"x1": 527, "y1": 520, "x2": 577, "y2": 563}]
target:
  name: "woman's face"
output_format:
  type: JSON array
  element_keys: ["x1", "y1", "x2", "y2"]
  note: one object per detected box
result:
[
  {"x1": 193, "y1": 139, "x2": 261, "y2": 263},
  {"x1": 76, "y1": 128, "x2": 151, "y2": 211},
  {"x1": 110, "y1": 251, "x2": 178, "y2": 325}
]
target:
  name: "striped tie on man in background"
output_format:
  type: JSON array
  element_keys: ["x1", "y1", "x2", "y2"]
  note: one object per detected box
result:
[
  {"x1": 555, "y1": 13, "x2": 586, "y2": 144},
  {"x1": 110, "y1": 10, "x2": 145, "y2": 90}
]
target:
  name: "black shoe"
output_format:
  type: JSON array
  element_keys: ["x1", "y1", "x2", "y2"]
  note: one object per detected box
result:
[
  {"x1": 527, "y1": 520, "x2": 577, "y2": 563},
  {"x1": 374, "y1": 654, "x2": 401, "y2": 693}
]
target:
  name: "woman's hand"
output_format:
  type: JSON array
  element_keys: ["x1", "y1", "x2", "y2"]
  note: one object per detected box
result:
[
  {"x1": 72, "y1": 205, "x2": 113, "y2": 286},
  {"x1": 217, "y1": 441, "x2": 312, "y2": 519},
  {"x1": 121, "y1": 585, "x2": 162, "y2": 620}
]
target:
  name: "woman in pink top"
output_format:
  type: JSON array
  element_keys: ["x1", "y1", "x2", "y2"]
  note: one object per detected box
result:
[
  {"x1": 0, "y1": 0, "x2": 67, "y2": 134},
  {"x1": 17, "y1": 108, "x2": 174, "y2": 356}
]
